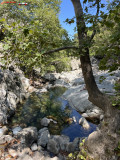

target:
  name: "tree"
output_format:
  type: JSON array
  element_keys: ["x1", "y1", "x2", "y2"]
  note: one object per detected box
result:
[
  {"x1": 0, "y1": 0, "x2": 72, "y2": 74},
  {"x1": 90, "y1": 3, "x2": 120, "y2": 72},
  {"x1": 71, "y1": 0, "x2": 110, "y2": 112}
]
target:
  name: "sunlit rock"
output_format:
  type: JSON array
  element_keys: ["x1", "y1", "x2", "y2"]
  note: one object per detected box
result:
[
  {"x1": 12, "y1": 126, "x2": 22, "y2": 135},
  {"x1": 31, "y1": 143, "x2": 38, "y2": 151},
  {"x1": 79, "y1": 117, "x2": 90, "y2": 130}
]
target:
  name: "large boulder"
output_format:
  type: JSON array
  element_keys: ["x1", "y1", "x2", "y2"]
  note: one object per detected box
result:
[
  {"x1": 47, "y1": 138, "x2": 60, "y2": 154},
  {"x1": 15, "y1": 127, "x2": 38, "y2": 147},
  {"x1": 66, "y1": 137, "x2": 80, "y2": 153},
  {"x1": 37, "y1": 127, "x2": 50, "y2": 147},
  {"x1": 53, "y1": 135, "x2": 70, "y2": 151},
  {"x1": 63, "y1": 85, "x2": 95, "y2": 112}
]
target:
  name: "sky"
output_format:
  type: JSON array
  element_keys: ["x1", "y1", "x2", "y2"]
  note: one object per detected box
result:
[
  {"x1": 59, "y1": 0, "x2": 76, "y2": 39},
  {"x1": 59, "y1": 0, "x2": 110, "y2": 38}
]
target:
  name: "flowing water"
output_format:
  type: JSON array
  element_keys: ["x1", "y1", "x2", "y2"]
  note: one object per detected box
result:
[{"x1": 9, "y1": 86, "x2": 97, "y2": 141}]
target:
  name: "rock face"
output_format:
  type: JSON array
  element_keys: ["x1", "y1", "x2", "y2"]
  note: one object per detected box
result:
[
  {"x1": 0, "y1": 68, "x2": 31, "y2": 125},
  {"x1": 70, "y1": 58, "x2": 81, "y2": 70},
  {"x1": 63, "y1": 85, "x2": 95, "y2": 113}
]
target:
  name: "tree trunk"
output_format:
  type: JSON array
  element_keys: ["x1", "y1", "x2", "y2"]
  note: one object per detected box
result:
[{"x1": 71, "y1": 0, "x2": 110, "y2": 112}]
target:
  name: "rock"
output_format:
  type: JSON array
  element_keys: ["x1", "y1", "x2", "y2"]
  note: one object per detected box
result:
[
  {"x1": 39, "y1": 88, "x2": 48, "y2": 93},
  {"x1": 58, "y1": 154, "x2": 66, "y2": 160},
  {"x1": 17, "y1": 147, "x2": 32, "y2": 157},
  {"x1": 41, "y1": 117, "x2": 51, "y2": 126},
  {"x1": 71, "y1": 78, "x2": 84, "y2": 86},
  {"x1": 63, "y1": 85, "x2": 95, "y2": 112},
  {"x1": 59, "y1": 70, "x2": 82, "y2": 82},
  {"x1": 82, "y1": 107, "x2": 103, "y2": 121},
  {"x1": 38, "y1": 127, "x2": 50, "y2": 147},
  {"x1": 85, "y1": 131, "x2": 105, "y2": 157},
  {"x1": 12, "y1": 126, "x2": 22, "y2": 135},
  {"x1": 28, "y1": 86, "x2": 36, "y2": 93},
  {"x1": 100, "y1": 115, "x2": 104, "y2": 121},
  {"x1": 17, "y1": 154, "x2": 33, "y2": 160},
  {"x1": 0, "y1": 126, "x2": 8, "y2": 137},
  {"x1": 15, "y1": 127, "x2": 38, "y2": 147},
  {"x1": 0, "y1": 68, "x2": 31, "y2": 125},
  {"x1": 0, "y1": 135, "x2": 14, "y2": 145},
  {"x1": 72, "y1": 116, "x2": 77, "y2": 123},
  {"x1": 41, "y1": 117, "x2": 57, "y2": 127},
  {"x1": 66, "y1": 137, "x2": 80, "y2": 153},
  {"x1": 70, "y1": 58, "x2": 81, "y2": 70},
  {"x1": 20, "y1": 76, "x2": 30, "y2": 90},
  {"x1": 50, "y1": 157, "x2": 59, "y2": 160},
  {"x1": 54, "y1": 79, "x2": 69, "y2": 87},
  {"x1": 44, "y1": 73, "x2": 60, "y2": 81},
  {"x1": 47, "y1": 138, "x2": 60, "y2": 154},
  {"x1": 53, "y1": 135, "x2": 70, "y2": 151},
  {"x1": 31, "y1": 143, "x2": 38, "y2": 151},
  {"x1": 79, "y1": 117, "x2": 90, "y2": 129},
  {"x1": 8, "y1": 149, "x2": 18, "y2": 157},
  {"x1": 7, "y1": 91, "x2": 18, "y2": 110},
  {"x1": 32, "y1": 151, "x2": 45, "y2": 160}
]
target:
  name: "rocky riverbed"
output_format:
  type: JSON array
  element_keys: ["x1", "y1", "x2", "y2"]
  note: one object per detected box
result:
[{"x1": 0, "y1": 58, "x2": 119, "y2": 160}]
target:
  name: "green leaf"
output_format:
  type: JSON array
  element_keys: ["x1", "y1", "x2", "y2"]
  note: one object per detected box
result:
[
  {"x1": 0, "y1": 18, "x2": 5, "y2": 22},
  {"x1": 3, "y1": 44, "x2": 10, "y2": 50}
]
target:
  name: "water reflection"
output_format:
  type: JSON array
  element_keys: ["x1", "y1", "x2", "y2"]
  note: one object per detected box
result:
[{"x1": 9, "y1": 87, "x2": 97, "y2": 141}]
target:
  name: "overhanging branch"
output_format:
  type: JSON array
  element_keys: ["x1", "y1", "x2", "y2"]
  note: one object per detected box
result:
[{"x1": 43, "y1": 46, "x2": 79, "y2": 55}]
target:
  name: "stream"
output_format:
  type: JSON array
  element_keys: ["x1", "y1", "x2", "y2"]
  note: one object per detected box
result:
[{"x1": 9, "y1": 86, "x2": 97, "y2": 141}]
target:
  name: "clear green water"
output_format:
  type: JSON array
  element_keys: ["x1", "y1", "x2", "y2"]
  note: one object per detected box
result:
[{"x1": 9, "y1": 86, "x2": 97, "y2": 141}]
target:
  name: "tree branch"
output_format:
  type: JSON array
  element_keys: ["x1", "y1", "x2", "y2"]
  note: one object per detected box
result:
[
  {"x1": 89, "y1": 0, "x2": 100, "y2": 42},
  {"x1": 43, "y1": 46, "x2": 79, "y2": 55}
]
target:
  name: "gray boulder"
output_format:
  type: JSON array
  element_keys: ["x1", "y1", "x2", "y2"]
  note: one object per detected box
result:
[
  {"x1": 53, "y1": 135, "x2": 70, "y2": 151},
  {"x1": 63, "y1": 85, "x2": 95, "y2": 112},
  {"x1": 15, "y1": 127, "x2": 38, "y2": 147},
  {"x1": 41, "y1": 117, "x2": 57, "y2": 127},
  {"x1": 66, "y1": 137, "x2": 80, "y2": 153},
  {"x1": 47, "y1": 138, "x2": 60, "y2": 154},
  {"x1": 38, "y1": 127, "x2": 50, "y2": 147},
  {"x1": 71, "y1": 78, "x2": 84, "y2": 86}
]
